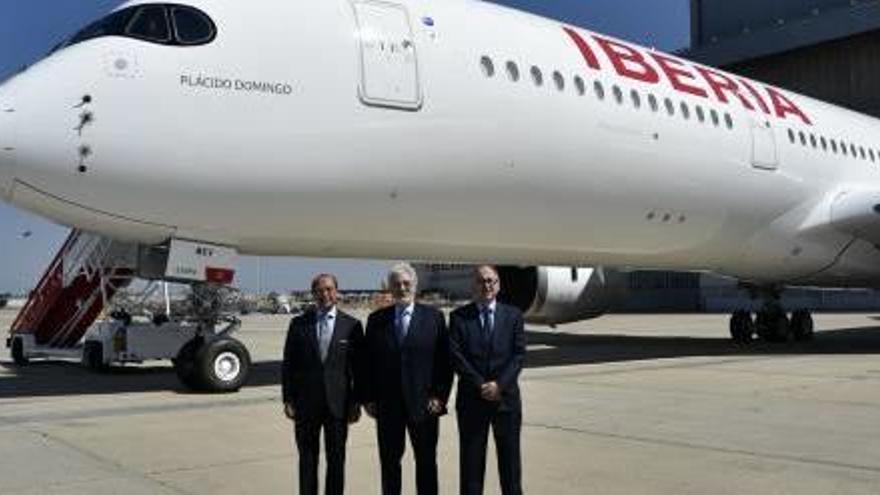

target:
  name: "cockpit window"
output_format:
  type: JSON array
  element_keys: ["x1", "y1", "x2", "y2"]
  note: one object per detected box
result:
[
  {"x1": 172, "y1": 7, "x2": 215, "y2": 44},
  {"x1": 127, "y1": 6, "x2": 172, "y2": 43},
  {"x1": 60, "y1": 4, "x2": 216, "y2": 50}
]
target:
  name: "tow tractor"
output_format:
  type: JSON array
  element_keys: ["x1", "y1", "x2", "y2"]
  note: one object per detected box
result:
[{"x1": 6, "y1": 230, "x2": 252, "y2": 392}]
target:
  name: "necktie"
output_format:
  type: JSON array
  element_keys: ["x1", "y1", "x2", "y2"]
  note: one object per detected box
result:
[
  {"x1": 318, "y1": 313, "x2": 333, "y2": 361},
  {"x1": 481, "y1": 306, "x2": 494, "y2": 340},
  {"x1": 397, "y1": 307, "x2": 411, "y2": 344}
]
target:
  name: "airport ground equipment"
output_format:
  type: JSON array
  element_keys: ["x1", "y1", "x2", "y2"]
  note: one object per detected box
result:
[{"x1": 6, "y1": 230, "x2": 250, "y2": 392}]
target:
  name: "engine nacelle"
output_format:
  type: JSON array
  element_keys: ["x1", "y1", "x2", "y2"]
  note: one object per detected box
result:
[
  {"x1": 414, "y1": 264, "x2": 628, "y2": 326},
  {"x1": 498, "y1": 266, "x2": 628, "y2": 326}
]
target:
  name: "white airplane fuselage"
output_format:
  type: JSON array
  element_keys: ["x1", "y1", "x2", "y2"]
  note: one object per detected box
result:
[{"x1": 2, "y1": 0, "x2": 880, "y2": 289}]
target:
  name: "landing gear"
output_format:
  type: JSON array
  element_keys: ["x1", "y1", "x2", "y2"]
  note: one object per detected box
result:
[
  {"x1": 729, "y1": 285, "x2": 817, "y2": 344},
  {"x1": 173, "y1": 336, "x2": 251, "y2": 393},
  {"x1": 790, "y1": 309, "x2": 814, "y2": 342},
  {"x1": 729, "y1": 310, "x2": 755, "y2": 344},
  {"x1": 171, "y1": 285, "x2": 251, "y2": 393}
]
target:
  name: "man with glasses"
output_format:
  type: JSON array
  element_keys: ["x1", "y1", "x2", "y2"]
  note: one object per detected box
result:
[
  {"x1": 282, "y1": 273, "x2": 364, "y2": 495},
  {"x1": 449, "y1": 265, "x2": 527, "y2": 495},
  {"x1": 362, "y1": 263, "x2": 453, "y2": 495}
]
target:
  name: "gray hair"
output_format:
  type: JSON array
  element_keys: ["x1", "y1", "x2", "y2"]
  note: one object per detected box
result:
[{"x1": 387, "y1": 262, "x2": 418, "y2": 289}]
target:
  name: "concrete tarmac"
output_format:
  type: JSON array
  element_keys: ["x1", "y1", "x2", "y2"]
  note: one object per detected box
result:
[{"x1": 2, "y1": 311, "x2": 880, "y2": 494}]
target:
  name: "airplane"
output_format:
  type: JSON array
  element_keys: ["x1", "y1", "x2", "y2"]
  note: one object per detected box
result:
[{"x1": 3, "y1": 0, "x2": 880, "y2": 390}]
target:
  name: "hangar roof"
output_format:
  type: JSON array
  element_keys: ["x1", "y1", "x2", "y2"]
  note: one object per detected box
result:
[{"x1": 684, "y1": 0, "x2": 880, "y2": 65}]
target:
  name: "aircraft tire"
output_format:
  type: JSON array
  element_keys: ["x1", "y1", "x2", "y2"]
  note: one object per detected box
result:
[
  {"x1": 174, "y1": 338, "x2": 204, "y2": 391},
  {"x1": 729, "y1": 310, "x2": 754, "y2": 344},
  {"x1": 11, "y1": 337, "x2": 28, "y2": 366},
  {"x1": 791, "y1": 310, "x2": 814, "y2": 342},
  {"x1": 194, "y1": 338, "x2": 251, "y2": 393},
  {"x1": 756, "y1": 310, "x2": 791, "y2": 343}
]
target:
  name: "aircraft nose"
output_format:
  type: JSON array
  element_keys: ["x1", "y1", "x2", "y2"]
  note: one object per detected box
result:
[{"x1": 0, "y1": 96, "x2": 15, "y2": 201}]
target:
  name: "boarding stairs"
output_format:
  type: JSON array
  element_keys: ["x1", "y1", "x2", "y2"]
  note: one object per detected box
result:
[{"x1": 9, "y1": 229, "x2": 137, "y2": 349}]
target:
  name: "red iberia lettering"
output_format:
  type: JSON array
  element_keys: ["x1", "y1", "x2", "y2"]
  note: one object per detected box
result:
[
  {"x1": 593, "y1": 36, "x2": 660, "y2": 84},
  {"x1": 649, "y1": 53, "x2": 707, "y2": 98},
  {"x1": 737, "y1": 78, "x2": 771, "y2": 115},
  {"x1": 695, "y1": 67, "x2": 754, "y2": 111},
  {"x1": 563, "y1": 27, "x2": 600, "y2": 71},
  {"x1": 766, "y1": 87, "x2": 812, "y2": 125}
]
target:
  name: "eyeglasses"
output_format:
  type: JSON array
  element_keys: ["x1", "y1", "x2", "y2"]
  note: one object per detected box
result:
[{"x1": 477, "y1": 278, "x2": 498, "y2": 286}]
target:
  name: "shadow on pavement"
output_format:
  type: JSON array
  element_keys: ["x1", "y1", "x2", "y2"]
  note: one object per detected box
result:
[{"x1": 2, "y1": 325, "x2": 879, "y2": 399}]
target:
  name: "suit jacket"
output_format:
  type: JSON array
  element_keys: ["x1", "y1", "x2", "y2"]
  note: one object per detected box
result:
[
  {"x1": 281, "y1": 308, "x2": 364, "y2": 420},
  {"x1": 449, "y1": 302, "x2": 526, "y2": 413},
  {"x1": 363, "y1": 303, "x2": 453, "y2": 422}
]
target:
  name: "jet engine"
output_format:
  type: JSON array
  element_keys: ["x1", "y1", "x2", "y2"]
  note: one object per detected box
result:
[{"x1": 497, "y1": 266, "x2": 628, "y2": 326}]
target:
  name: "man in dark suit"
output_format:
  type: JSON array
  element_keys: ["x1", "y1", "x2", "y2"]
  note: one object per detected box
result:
[
  {"x1": 449, "y1": 265, "x2": 527, "y2": 495},
  {"x1": 282, "y1": 273, "x2": 364, "y2": 495},
  {"x1": 363, "y1": 263, "x2": 453, "y2": 495}
]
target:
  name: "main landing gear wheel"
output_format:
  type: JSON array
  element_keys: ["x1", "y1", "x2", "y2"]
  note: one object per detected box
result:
[
  {"x1": 729, "y1": 310, "x2": 755, "y2": 344},
  {"x1": 174, "y1": 337, "x2": 251, "y2": 393},
  {"x1": 756, "y1": 308, "x2": 792, "y2": 343},
  {"x1": 790, "y1": 310, "x2": 815, "y2": 342},
  {"x1": 11, "y1": 337, "x2": 28, "y2": 366}
]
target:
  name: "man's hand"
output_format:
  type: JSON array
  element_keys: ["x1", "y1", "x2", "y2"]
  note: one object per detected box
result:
[
  {"x1": 427, "y1": 397, "x2": 445, "y2": 415},
  {"x1": 480, "y1": 381, "x2": 501, "y2": 402},
  {"x1": 348, "y1": 404, "x2": 362, "y2": 424},
  {"x1": 283, "y1": 402, "x2": 297, "y2": 421},
  {"x1": 364, "y1": 402, "x2": 378, "y2": 419}
]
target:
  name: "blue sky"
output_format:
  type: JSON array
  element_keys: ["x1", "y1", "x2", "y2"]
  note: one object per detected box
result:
[{"x1": 0, "y1": 0, "x2": 689, "y2": 294}]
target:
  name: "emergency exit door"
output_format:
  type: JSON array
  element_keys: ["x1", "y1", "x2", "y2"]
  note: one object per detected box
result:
[
  {"x1": 750, "y1": 119, "x2": 778, "y2": 170},
  {"x1": 352, "y1": 0, "x2": 422, "y2": 110}
]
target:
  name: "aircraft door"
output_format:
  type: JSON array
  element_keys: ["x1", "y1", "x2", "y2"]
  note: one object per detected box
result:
[
  {"x1": 750, "y1": 118, "x2": 778, "y2": 170},
  {"x1": 351, "y1": 0, "x2": 422, "y2": 110}
]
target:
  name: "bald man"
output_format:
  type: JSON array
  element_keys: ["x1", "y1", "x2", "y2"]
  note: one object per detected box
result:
[{"x1": 449, "y1": 265, "x2": 526, "y2": 495}]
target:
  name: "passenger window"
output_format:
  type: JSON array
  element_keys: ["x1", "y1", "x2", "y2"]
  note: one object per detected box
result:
[
  {"x1": 799, "y1": 132, "x2": 807, "y2": 146},
  {"x1": 820, "y1": 136, "x2": 827, "y2": 151},
  {"x1": 574, "y1": 76, "x2": 585, "y2": 95},
  {"x1": 724, "y1": 113, "x2": 733, "y2": 129},
  {"x1": 860, "y1": 147, "x2": 867, "y2": 160},
  {"x1": 630, "y1": 90, "x2": 641, "y2": 109},
  {"x1": 648, "y1": 94, "x2": 658, "y2": 112},
  {"x1": 553, "y1": 71, "x2": 565, "y2": 91},
  {"x1": 594, "y1": 81, "x2": 605, "y2": 100},
  {"x1": 172, "y1": 6, "x2": 215, "y2": 44},
  {"x1": 613, "y1": 85, "x2": 624, "y2": 104},
  {"x1": 788, "y1": 129, "x2": 795, "y2": 144},
  {"x1": 810, "y1": 134, "x2": 817, "y2": 148},
  {"x1": 680, "y1": 102, "x2": 690, "y2": 120},
  {"x1": 127, "y1": 5, "x2": 171, "y2": 43},
  {"x1": 695, "y1": 105, "x2": 705, "y2": 122},
  {"x1": 664, "y1": 98, "x2": 675, "y2": 116},
  {"x1": 530, "y1": 66, "x2": 543, "y2": 86},
  {"x1": 480, "y1": 56, "x2": 495, "y2": 78},
  {"x1": 831, "y1": 140, "x2": 838, "y2": 154},
  {"x1": 710, "y1": 109, "x2": 719, "y2": 126},
  {"x1": 842, "y1": 142, "x2": 849, "y2": 156},
  {"x1": 506, "y1": 61, "x2": 520, "y2": 82},
  {"x1": 851, "y1": 143, "x2": 858, "y2": 156},
  {"x1": 871, "y1": 149, "x2": 876, "y2": 162}
]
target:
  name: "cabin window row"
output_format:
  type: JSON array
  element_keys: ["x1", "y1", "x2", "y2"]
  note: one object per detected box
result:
[
  {"x1": 786, "y1": 128, "x2": 878, "y2": 163},
  {"x1": 480, "y1": 56, "x2": 735, "y2": 130}
]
